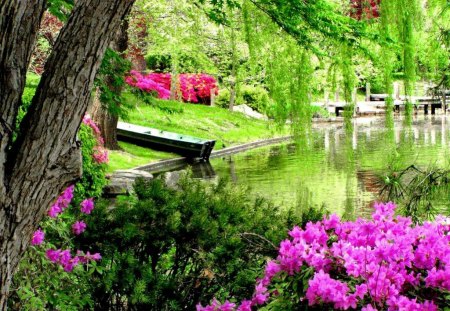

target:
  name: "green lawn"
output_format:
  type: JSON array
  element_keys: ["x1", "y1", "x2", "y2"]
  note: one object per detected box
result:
[
  {"x1": 108, "y1": 142, "x2": 178, "y2": 172},
  {"x1": 108, "y1": 94, "x2": 286, "y2": 171}
]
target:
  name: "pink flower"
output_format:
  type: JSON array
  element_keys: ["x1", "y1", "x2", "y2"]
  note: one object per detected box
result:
[
  {"x1": 77, "y1": 251, "x2": 102, "y2": 263},
  {"x1": 46, "y1": 249, "x2": 60, "y2": 262},
  {"x1": 93, "y1": 146, "x2": 109, "y2": 164},
  {"x1": 48, "y1": 185, "x2": 75, "y2": 218},
  {"x1": 237, "y1": 300, "x2": 251, "y2": 311},
  {"x1": 31, "y1": 229, "x2": 45, "y2": 246},
  {"x1": 82, "y1": 114, "x2": 101, "y2": 135},
  {"x1": 80, "y1": 198, "x2": 94, "y2": 214},
  {"x1": 72, "y1": 220, "x2": 87, "y2": 235}
]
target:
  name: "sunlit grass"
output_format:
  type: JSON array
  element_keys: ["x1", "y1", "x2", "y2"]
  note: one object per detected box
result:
[{"x1": 108, "y1": 93, "x2": 286, "y2": 171}]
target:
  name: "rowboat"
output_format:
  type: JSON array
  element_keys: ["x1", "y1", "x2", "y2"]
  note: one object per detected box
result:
[{"x1": 117, "y1": 122, "x2": 215, "y2": 160}]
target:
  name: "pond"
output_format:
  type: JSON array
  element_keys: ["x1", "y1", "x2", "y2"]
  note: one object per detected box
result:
[{"x1": 161, "y1": 115, "x2": 450, "y2": 219}]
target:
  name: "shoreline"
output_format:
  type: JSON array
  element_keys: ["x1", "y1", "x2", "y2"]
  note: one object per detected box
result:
[{"x1": 116, "y1": 112, "x2": 448, "y2": 174}]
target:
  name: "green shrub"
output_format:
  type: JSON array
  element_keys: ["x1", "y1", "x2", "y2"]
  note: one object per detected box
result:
[
  {"x1": 215, "y1": 85, "x2": 273, "y2": 114},
  {"x1": 215, "y1": 88, "x2": 231, "y2": 108},
  {"x1": 81, "y1": 174, "x2": 323, "y2": 310},
  {"x1": 240, "y1": 85, "x2": 272, "y2": 113},
  {"x1": 145, "y1": 51, "x2": 216, "y2": 73}
]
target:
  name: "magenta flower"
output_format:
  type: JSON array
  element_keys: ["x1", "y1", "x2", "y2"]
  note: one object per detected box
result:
[
  {"x1": 46, "y1": 249, "x2": 60, "y2": 262},
  {"x1": 72, "y1": 220, "x2": 87, "y2": 235},
  {"x1": 199, "y1": 202, "x2": 450, "y2": 310},
  {"x1": 80, "y1": 198, "x2": 94, "y2": 214},
  {"x1": 93, "y1": 146, "x2": 109, "y2": 164},
  {"x1": 82, "y1": 114, "x2": 101, "y2": 135},
  {"x1": 126, "y1": 71, "x2": 218, "y2": 103},
  {"x1": 236, "y1": 300, "x2": 251, "y2": 311},
  {"x1": 47, "y1": 185, "x2": 75, "y2": 218},
  {"x1": 31, "y1": 229, "x2": 45, "y2": 246}
]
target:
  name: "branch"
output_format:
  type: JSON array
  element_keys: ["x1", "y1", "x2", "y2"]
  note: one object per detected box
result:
[{"x1": 0, "y1": 1, "x2": 46, "y2": 198}]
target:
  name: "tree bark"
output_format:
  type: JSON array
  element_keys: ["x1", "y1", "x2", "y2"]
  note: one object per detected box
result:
[
  {"x1": 0, "y1": 0, "x2": 135, "y2": 309},
  {"x1": 0, "y1": 0, "x2": 46, "y2": 207}
]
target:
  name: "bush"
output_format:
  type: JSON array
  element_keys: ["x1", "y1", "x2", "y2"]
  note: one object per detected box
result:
[
  {"x1": 215, "y1": 88, "x2": 231, "y2": 108},
  {"x1": 215, "y1": 85, "x2": 273, "y2": 114},
  {"x1": 81, "y1": 175, "x2": 321, "y2": 310},
  {"x1": 239, "y1": 85, "x2": 272, "y2": 114},
  {"x1": 126, "y1": 70, "x2": 219, "y2": 104},
  {"x1": 145, "y1": 51, "x2": 216, "y2": 74},
  {"x1": 200, "y1": 202, "x2": 450, "y2": 310}
]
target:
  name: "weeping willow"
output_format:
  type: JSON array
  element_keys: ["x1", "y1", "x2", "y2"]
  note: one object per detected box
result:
[
  {"x1": 241, "y1": 2, "x2": 316, "y2": 138},
  {"x1": 341, "y1": 44, "x2": 356, "y2": 128},
  {"x1": 381, "y1": 0, "x2": 420, "y2": 114}
]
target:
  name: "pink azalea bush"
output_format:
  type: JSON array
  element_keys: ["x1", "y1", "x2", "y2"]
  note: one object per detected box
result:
[
  {"x1": 82, "y1": 114, "x2": 109, "y2": 164},
  {"x1": 125, "y1": 70, "x2": 218, "y2": 104},
  {"x1": 29, "y1": 115, "x2": 105, "y2": 272},
  {"x1": 198, "y1": 202, "x2": 450, "y2": 310}
]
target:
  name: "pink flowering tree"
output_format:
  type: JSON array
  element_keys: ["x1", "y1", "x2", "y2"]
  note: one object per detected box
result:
[
  {"x1": 9, "y1": 116, "x2": 107, "y2": 309},
  {"x1": 125, "y1": 70, "x2": 219, "y2": 105},
  {"x1": 198, "y1": 202, "x2": 450, "y2": 310}
]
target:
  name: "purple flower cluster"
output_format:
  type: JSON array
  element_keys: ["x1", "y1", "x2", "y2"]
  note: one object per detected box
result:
[
  {"x1": 31, "y1": 229, "x2": 45, "y2": 246},
  {"x1": 46, "y1": 249, "x2": 101, "y2": 272},
  {"x1": 199, "y1": 202, "x2": 450, "y2": 310},
  {"x1": 82, "y1": 114, "x2": 108, "y2": 163},
  {"x1": 72, "y1": 220, "x2": 87, "y2": 235},
  {"x1": 82, "y1": 114, "x2": 101, "y2": 135},
  {"x1": 126, "y1": 70, "x2": 171, "y2": 99},
  {"x1": 80, "y1": 198, "x2": 95, "y2": 214},
  {"x1": 125, "y1": 70, "x2": 219, "y2": 103},
  {"x1": 48, "y1": 185, "x2": 75, "y2": 218}
]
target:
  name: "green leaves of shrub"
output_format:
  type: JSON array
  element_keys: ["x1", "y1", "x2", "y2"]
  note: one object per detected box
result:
[{"x1": 83, "y1": 174, "x2": 309, "y2": 310}]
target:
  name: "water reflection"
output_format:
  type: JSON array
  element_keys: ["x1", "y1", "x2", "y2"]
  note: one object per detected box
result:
[{"x1": 166, "y1": 116, "x2": 450, "y2": 219}]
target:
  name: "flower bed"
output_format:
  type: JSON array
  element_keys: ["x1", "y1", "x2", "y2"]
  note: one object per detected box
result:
[
  {"x1": 125, "y1": 70, "x2": 218, "y2": 104},
  {"x1": 198, "y1": 202, "x2": 450, "y2": 310}
]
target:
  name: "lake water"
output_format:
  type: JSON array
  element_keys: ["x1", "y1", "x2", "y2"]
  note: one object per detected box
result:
[{"x1": 164, "y1": 115, "x2": 450, "y2": 219}]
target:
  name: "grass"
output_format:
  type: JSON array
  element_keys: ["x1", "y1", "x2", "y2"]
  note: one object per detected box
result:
[
  {"x1": 109, "y1": 93, "x2": 287, "y2": 171},
  {"x1": 107, "y1": 142, "x2": 177, "y2": 173}
]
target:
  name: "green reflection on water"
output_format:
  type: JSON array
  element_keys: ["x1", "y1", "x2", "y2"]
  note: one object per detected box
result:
[{"x1": 202, "y1": 116, "x2": 450, "y2": 219}]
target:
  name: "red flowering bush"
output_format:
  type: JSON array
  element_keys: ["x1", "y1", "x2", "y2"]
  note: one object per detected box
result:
[
  {"x1": 30, "y1": 12, "x2": 64, "y2": 74},
  {"x1": 350, "y1": 0, "x2": 380, "y2": 20},
  {"x1": 125, "y1": 70, "x2": 219, "y2": 105},
  {"x1": 198, "y1": 202, "x2": 450, "y2": 310}
]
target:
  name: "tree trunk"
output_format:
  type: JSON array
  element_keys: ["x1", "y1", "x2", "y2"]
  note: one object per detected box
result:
[
  {"x1": 91, "y1": 90, "x2": 121, "y2": 150},
  {"x1": 91, "y1": 20, "x2": 129, "y2": 150},
  {"x1": 0, "y1": 0, "x2": 134, "y2": 309},
  {"x1": 0, "y1": 2, "x2": 46, "y2": 308}
]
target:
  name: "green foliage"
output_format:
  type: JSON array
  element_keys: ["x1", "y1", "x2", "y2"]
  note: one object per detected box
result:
[
  {"x1": 74, "y1": 124, "x2": 107, "y2": 203},
  {"x1": 81, "y1": 175, "x2": 321, "y2": 310},
  {"x1": 216, "y1": 85, "x2": 273, "y2": 114},
  {"x1": 10, "y1": 247, "x2": 95, "y2": 311},
  {"x1": 13, "y1": 73, "x2": 40, "y2": 141},
  {"x1": 379, "y1": 165, "x2": 450, "y2": 223},
  {"x1": 94, "y1": 48, "x2": 132, "y2": 118},
  {"x1": 47, "y1": 0, "x2": 73, "y2": 21},
  {"x1": 146, "y1": 51, "x2": 216, "y2": 73}
]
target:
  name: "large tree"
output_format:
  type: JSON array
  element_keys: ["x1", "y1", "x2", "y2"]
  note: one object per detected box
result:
[{"x1": 0, "y1": 0, "x2": 135, "y2": 309}]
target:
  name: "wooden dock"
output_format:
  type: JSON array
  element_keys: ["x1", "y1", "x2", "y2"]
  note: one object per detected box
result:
[{"x1": 327, "y1": 95, "x2": 449, "y2": 117}]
